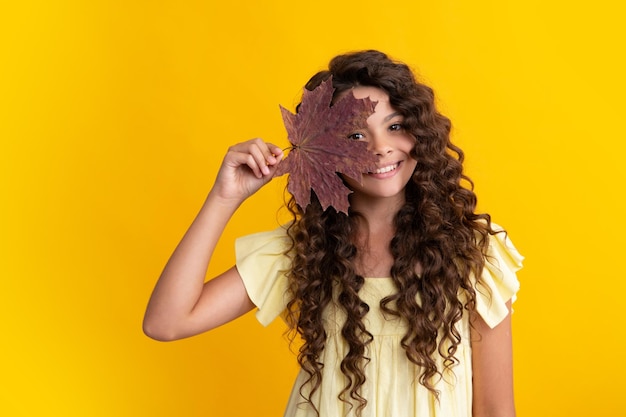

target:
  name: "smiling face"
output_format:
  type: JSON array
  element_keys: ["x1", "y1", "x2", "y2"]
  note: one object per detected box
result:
[{"x1": 343, "y1": 86, "x2": 418, "y2": 207}]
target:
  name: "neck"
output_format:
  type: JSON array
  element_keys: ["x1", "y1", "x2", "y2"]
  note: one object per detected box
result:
[
  {"x1": 349, "y1": 193, "x2": 405, "y2": 226},
  {"x1": 349, "y1": 195, "x2": 403, "y2": 278}
]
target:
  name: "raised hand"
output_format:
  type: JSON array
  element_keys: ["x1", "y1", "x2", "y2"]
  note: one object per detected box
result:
[{"x1": 211, "y1": 138, "x2": 284, "y2": 205}]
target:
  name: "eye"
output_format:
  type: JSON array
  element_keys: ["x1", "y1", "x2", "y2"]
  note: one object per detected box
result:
[
  {"x1": 347, "y1": 132, "x2": 365, "y2": 141},
  {"x1": 389, "y1": 123, "x2": 404, "y2": 132}
]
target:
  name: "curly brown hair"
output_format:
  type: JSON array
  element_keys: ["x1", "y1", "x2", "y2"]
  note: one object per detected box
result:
[{"x1": 284, "y1": 50, "x2": 498, "y2": 416}]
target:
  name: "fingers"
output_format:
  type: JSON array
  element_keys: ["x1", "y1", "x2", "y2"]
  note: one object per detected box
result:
[{"x1": 227, "y1": 138, "x2": 283, "y2": 179}]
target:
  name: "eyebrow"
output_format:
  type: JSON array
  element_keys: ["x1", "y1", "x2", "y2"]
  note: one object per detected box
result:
[{"x1": 383, "y1": 112, "x2": 401, "y2": 122}]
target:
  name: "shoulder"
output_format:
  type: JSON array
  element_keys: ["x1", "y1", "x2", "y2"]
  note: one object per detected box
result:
[
  {"x1": 235, "y1": 225, "x2": 292, "y2": 258},
  {"x1": 483, "y1": 222, "x2": 524, "y2": 277},
  {"x1": 235, "y1": 225, "x2": 293, "y2": 326},
  {"x1": 472, "y1": 221, "x2": 524, "y2": 328}
]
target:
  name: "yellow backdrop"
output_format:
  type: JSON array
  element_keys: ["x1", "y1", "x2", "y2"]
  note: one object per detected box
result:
[{"x1": 2, "y1": 1, "x2": 624, "y2": 416}]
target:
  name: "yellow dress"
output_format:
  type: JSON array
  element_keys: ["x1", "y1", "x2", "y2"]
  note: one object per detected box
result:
[{"x1": 235, "y1": 225, "x2": 523, "y2": 417}]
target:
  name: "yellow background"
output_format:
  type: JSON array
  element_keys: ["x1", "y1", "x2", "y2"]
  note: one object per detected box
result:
[{"x1": 2, "y1": 1, "x2": 624, "y2": 416}]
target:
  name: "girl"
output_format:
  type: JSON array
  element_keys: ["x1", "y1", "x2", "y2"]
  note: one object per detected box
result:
[{"x1": 143, "y1": 50, "x2": 523, "y2": 417}]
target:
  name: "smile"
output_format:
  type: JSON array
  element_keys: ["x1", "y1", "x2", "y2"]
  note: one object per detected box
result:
[{"x1": 369, "y1": 163, "x2": 399, "y2": 174}]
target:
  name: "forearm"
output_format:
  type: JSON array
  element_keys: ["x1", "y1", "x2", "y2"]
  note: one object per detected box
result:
[{"x1": 142, "y1": 191, "x2": 240, "y2": 339}]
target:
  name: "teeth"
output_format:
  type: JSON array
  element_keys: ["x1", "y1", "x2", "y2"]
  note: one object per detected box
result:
[{"x1": 373, "y1": 163, "x2": 398, "y2": 174}]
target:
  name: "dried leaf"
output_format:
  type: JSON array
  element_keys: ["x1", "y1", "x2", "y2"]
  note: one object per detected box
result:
[{"x1": 274, "y1": 78, "x2": 378, "y2": 214}]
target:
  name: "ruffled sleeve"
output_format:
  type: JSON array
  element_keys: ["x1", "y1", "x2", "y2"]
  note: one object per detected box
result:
[
  {"x1": 474, "y1": 226, "x2": 524, "y2": 328},
  {"x1": 235, "y1": 226, "x2": 292, "y2": 326}
]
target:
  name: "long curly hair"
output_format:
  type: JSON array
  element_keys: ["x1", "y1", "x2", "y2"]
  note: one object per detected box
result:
[{"x1": 283, "y1": 50, "x2": 498, "y2": 416}]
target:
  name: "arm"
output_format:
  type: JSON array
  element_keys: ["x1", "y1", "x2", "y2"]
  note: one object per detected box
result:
[
  {"x1": 142, "y1": 139, "x2": 283, "y2": 341},
  {"x1": 471, "y1": 300, "x2": 516, "y2": 417}
]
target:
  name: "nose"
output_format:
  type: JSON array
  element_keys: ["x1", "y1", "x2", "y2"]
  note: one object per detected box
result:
[{"x1": 369, "y1": 133, "x2": 392, "y2": 156}]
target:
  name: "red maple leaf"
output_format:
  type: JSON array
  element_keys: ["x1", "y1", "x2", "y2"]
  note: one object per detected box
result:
[{"x1": 274, "y1": 78, "x2": 378, "y2": 214}]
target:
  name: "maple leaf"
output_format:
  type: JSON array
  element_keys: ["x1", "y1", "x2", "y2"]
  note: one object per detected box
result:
[{"x1": 274, "y1": 78, "x2": 379, "y2": 214}]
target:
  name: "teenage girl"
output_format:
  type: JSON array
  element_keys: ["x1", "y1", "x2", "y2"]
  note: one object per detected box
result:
[{"x1": 143, "y1": 50, "x2": 523, "y2": 417}]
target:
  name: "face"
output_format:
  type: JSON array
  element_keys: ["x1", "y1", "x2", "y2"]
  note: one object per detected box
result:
[{"x1": 343, "y1": 86, "x2": 417, "y2": 205}]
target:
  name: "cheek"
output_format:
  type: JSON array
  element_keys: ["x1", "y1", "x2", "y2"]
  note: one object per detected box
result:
[
  {"x1": 404, "y1": 136, "x2": 418, "y2": 155},
  {"x1": 406, "y1": 157, "x2": 418, "y2": 173}
]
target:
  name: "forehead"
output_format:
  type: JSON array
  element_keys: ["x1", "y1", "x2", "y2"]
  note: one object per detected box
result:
[{"x1": 351, "y1": 86, "x2": 389, "y2": 103}]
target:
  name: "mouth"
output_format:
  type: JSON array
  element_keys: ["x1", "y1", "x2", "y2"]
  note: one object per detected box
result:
[{"x1": 368, "y1": 162, "x2": 400, "y2": 175}]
